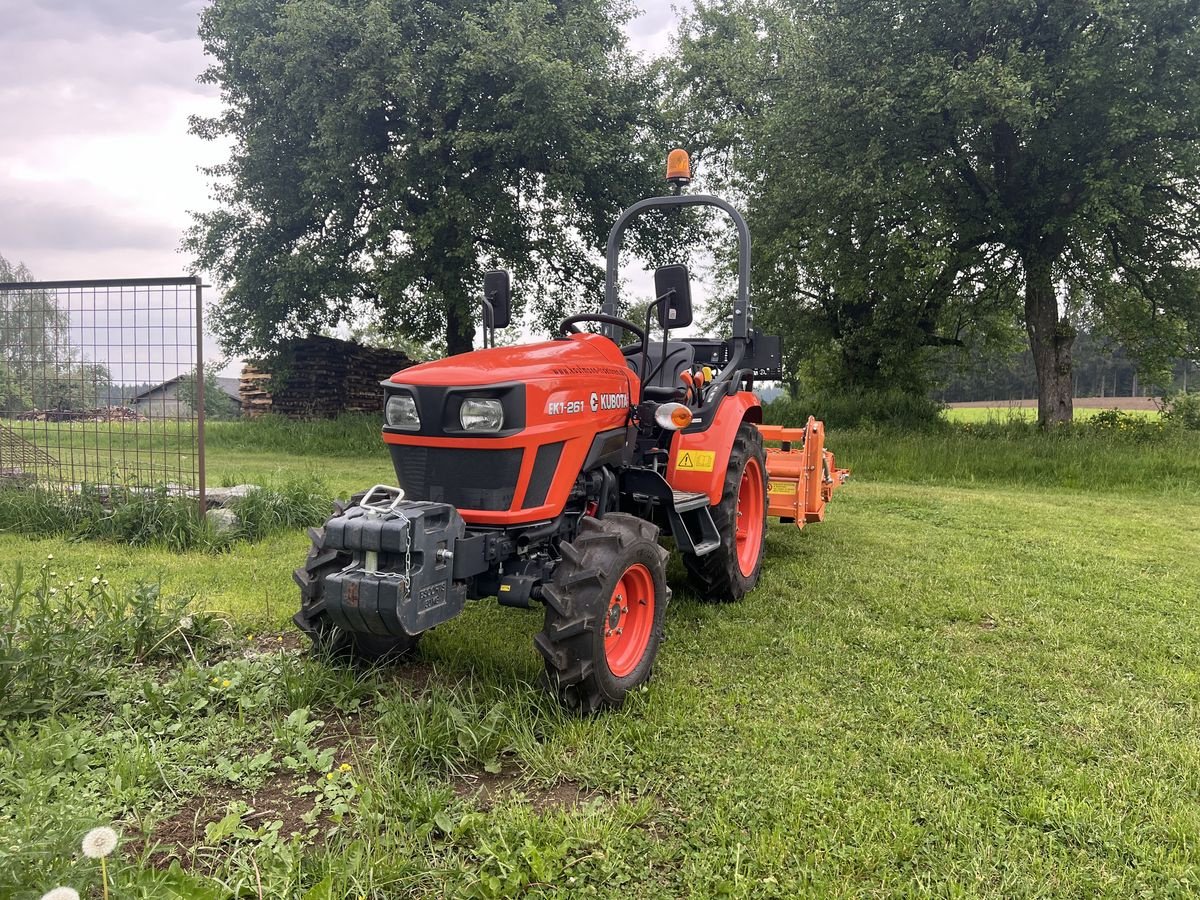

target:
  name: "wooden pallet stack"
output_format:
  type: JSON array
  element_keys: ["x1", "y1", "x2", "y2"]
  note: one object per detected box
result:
[{"x1": 239, "y1": 336, "x2": 414, "y2": 419}]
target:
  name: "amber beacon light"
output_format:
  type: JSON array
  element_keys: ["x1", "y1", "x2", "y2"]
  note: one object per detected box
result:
[{"x1": 666, "y1": 148, "x2": 692, "y2": 186}]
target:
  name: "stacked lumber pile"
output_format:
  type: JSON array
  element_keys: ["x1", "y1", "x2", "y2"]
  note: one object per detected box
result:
[{"x1": 240, "y1": 336, "x2": 415, "y2": 419}]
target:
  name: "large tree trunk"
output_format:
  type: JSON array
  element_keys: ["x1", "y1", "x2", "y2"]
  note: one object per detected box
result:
[
  {"x1": 445, "y1": 300, "x2": 474, "y2": 356},
  {"x1": 1022, "y1": 253, "x2": 1075, "y2": 427}
]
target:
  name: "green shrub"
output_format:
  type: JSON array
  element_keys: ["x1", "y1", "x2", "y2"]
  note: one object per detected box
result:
[
  {"x1": 1162, "y1": 390, "x2": 1200, "y2": 430},
  {"x1": 764, "y1": 388, "x2": 945, "y2": 431},
  {"x1": 1084, "y1": 408, "x2": 1168, "y2": 442}
]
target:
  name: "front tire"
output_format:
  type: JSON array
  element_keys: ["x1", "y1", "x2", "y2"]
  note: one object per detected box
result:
[
  {"x1": 535, "y1": 514, "x2": 670, "y2": 713},
  {"x1": 293, "y1": 519, "x2": 420, "y2": 663},
  {"x1": 682, "y1": 422, "x2": 768, "y2": 602}
]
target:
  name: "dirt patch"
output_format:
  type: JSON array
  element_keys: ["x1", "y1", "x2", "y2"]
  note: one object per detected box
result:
[
  {"x1": 142, "y1": 770, "x2": 310, "y2": 871},
  {"x1": 245, "y1": 630, "x2": 308, "y2": 656},
  {"x1": 139, "y1": 711, "x2": 373, "y2": 872},
  {"x1": 379, "y1": 657, "x2": 438, "y2": 695},
  {"x1": 453, "y1": 770, "x2": 604, "y2": 814}
]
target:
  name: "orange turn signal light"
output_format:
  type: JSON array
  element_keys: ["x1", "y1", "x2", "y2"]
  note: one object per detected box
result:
[
  {"x1": 655, "y1": 402, "x2": 693, "y2": 430},
  {"x1": 666, "y1": 148, "x2": 691, "y2": 184}
]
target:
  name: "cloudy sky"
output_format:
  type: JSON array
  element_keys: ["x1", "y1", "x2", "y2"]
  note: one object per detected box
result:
[
  {"x1": 0, "y1": 1, "x2": 691, "y2": 374},
  {"x1": 0, "y1": 1, "x2": 688, "y2": 280}
]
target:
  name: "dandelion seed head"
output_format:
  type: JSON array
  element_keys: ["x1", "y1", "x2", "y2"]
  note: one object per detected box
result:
[
  {"x1": 41, "y1": 888, "x2": 80, "y2": 900},
  {"x1": 81, "y1": 825, "x2": 118, "y2": 859},
  {"x1": 179, "y1": 616, "x2": 193, "y2": 629}
]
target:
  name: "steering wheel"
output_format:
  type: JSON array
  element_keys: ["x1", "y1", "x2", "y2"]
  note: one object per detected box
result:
[{"x1": 558, "y1": 314, "x2": 647, "y2": 349}]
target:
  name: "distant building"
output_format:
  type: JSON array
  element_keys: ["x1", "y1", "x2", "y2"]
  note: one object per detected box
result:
[{"x1": 131, "y1": 376, "x2": 242, "y2": 419}]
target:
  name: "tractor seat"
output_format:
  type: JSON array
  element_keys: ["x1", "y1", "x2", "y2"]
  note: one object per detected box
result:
[{"x1": 625, "y1": 341, "x2": 695, "y2": 401}]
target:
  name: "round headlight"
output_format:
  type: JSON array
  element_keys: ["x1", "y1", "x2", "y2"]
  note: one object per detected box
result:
[
  {"x1": 460, "y1": 398, "x2": 504, "y2": 432},
  {"x1": 385, "y1": 393, "x2": 420, "y2": 430}
]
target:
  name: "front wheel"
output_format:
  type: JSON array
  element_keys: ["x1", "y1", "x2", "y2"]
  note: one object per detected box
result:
[
  {"x1": 535, "y1": 514, "x2": 670, "y2": 714},
  {"x1": 682, "y1": 422, "x2": 768, "y2": 602}
]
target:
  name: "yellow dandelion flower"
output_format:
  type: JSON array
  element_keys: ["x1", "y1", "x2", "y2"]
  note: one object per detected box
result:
[
  {"x1": 339, "y1": 763, "x2": 352, "y2": 772},
  {"x1": 221, "y1": 679, "x2": 232, "y2": 688}
]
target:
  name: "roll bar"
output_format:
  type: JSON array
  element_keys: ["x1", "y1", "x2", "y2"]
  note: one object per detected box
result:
[{"x1": 602, "y1": 194, "x2": 751, "y2": 383}]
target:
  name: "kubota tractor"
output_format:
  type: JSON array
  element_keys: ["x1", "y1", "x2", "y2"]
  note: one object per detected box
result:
[{"x1": 294, "y1": 150, "x2": 847, "y2": 712}]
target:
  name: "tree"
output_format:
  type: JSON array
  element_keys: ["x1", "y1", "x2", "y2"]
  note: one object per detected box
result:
[
  {"x1": 178, "y1": 364, "x2": 240, "y2": 420},
  {"x1": 680, "y1": 0, "x2": 1200, "y2": 426},
  {"x1": 188, "y1": 0, "x2": 666, "y2": 358},
  {"x1": 0, "y1": 254, "x2": 69, "y2": 411},
  {"x1": 0, "y1": 253, "x2": 111, "y2": 413},
  {"x1": 674, "y1": 2, "x2": 1024, "y2": 399}
]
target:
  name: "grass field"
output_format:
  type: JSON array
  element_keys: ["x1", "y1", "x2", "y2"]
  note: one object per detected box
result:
[
  {"x1": 943, "y1": 406, "x2": 1161, "y2": 423},
  {"x1": 3, "y1": 418, "x2": 1200, "y2": 897}
]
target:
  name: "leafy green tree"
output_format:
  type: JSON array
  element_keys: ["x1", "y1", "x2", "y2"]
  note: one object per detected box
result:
[
  {"x1": 177, "y1": 364, "x2": 240, "y2": 421},
  {"x1": 188, "y1": 0, "x2": 665, "y2": 358},
  {"x1": 0, "y1": 254, "x2": 70, "y2": 410},
  {"x1": 678, "y1": 0, "x2": 1200, "y2": 425}
]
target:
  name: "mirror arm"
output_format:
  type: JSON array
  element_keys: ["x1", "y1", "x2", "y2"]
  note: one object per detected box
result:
[{"x1": 482, "y1": 297, "x2": 495, "y2": 349}]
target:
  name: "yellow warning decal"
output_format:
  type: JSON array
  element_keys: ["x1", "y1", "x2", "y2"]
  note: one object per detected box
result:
[
  {"x1": 499, "y1": 584, "x2": 511, "y2": 592},
  {"x1": 769, "y1": 481, "x2": 798, "y2": 495},
  {"x1": 676, "y1": 450, "x2": 716, "y2": 472}
]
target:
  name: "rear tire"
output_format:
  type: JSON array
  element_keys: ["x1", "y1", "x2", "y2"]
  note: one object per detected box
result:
[
  {"x1": 293, "y1": 517, "x2": 420, "y2": 663},
  {"x1": 535, "y1": 514, "x2": 670, "y2": 714},
  {"x1": 682, "y1": 422, "x2": 768, "y2": 602}
]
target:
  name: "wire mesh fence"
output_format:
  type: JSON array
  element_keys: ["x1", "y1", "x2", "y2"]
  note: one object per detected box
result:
[{"x1": 0, "y1": 277, "x2": 206, "y2": 512}]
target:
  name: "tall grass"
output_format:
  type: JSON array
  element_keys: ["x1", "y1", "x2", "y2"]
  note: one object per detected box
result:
[
  {"x1": 828, "y1": 424, "x2": 1200, "y2": 494},
  {"x1": 766, "y1": 394, "x2": 1200, "y2": 495},
  {"x1": 0, "y1": 475, "x2": 333, "y2": 551}
]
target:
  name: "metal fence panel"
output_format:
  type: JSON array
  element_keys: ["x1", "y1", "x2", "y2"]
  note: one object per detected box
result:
[{"x1": 0, "y1": 277, "x2": 206, "y2": 513}]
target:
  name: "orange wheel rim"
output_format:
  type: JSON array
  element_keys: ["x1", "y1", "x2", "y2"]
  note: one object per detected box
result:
[
  {"x1": 603, "y1": 563, "x2": 655, "y2": 678},
  {"x1": 735, "y1": 456, "x2": 765, "y2": 577}
]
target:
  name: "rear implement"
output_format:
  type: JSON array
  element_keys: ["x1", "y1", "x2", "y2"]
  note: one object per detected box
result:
[{"x1": 758, "y1": 419, "x2": 850, "y2": 526}]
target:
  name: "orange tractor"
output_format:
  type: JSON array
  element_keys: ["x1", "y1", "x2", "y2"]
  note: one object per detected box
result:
[{"x1": 295, "y1": 151, "x2": 848, "y2": 712}]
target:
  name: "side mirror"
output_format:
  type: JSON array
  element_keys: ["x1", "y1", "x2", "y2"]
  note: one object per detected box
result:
[
  {"x1": 654, "y1": 264, "x2": 692, "y2": 329},
  {"x1": 483, "y1": 269, "x2": 511, "y2": 330}
]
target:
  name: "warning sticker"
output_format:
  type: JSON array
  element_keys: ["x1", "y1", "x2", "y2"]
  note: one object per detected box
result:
[
  {"x1": 676, "y1": 450, "x2": 716, "y2": 472},
  {"x1": 768, "y1": 481, "x2": 798, "y2": 495}
]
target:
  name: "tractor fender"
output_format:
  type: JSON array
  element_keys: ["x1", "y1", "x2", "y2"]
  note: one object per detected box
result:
[{"x1": 665, "y1": 392, "x2": 762, "y2": 505}]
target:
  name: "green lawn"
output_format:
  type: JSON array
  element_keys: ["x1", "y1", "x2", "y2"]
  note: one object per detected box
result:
[{"x1": 3, "y1": 422, "x2": 1200, "y2": 897}]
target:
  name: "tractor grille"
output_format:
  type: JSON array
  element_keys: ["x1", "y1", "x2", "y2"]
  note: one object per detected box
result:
[{"x1": 388, "y1": 445, "x2": 523, "y2": 511}]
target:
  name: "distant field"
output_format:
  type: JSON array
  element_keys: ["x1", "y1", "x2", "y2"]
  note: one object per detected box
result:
[{"x1": 944, "y1": 400, "x2": 1161, "y2": 423}]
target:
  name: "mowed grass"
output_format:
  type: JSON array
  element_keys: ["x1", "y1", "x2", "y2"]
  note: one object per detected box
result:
[{"x1": 2, "y1": 419, "x2": 1200, "y2": 896}]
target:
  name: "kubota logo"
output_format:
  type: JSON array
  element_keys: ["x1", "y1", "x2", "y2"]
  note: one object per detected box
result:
[{"x1": 593, "y1": 392, "x2": 628, "y2": 411}]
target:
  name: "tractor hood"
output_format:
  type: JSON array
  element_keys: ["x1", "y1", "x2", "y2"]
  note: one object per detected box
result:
[{"x1": 388, "y1": 332, "x2": 631, "y2": 387}]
